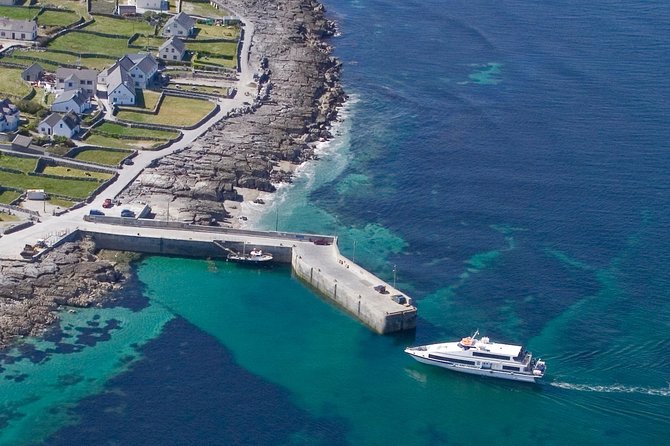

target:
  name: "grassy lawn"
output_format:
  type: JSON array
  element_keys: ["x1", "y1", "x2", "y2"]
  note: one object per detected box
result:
[
  {"x1": 131, "y1": 35, "x2": 166, "y2": 50},
  {"x1": 117, "y1": 95, "x2": 215, "y2": 127},
  {"x1": 193, "y1": 54, "x2": 236, "y2": 69},
  {"x1": 87, "y1": 14, "x2": 154, "y2": 36},
  {"x1": 41, "y1": 0, "x2": 90, "y2": 18},
  {"x1": 170, "y1": 83, "x2": 228, "y2": 96},
  {"x1": 194, "y1": 24, "x2": 239, "y2": 40},
  {"x1": 0, "y1": 6, "x2": 39, "y2": 20},
  {"x1": 84, "y1": 133, "x2": 168, "y2": 150},
  {"x1": 5, "y1": 49, "x2": 116, "y2": 70},
  {"x1": 73, "y1": 148, "x2": 131, "y2": 165},
  {"x1": 0, "y1": 190, "x2": 21, "y2": 204},
  {"x1": 48, "y1": 197, "x2": 75, "y2": 208},
  {"x1": 0, "y1": 171, "x2": 101, "y2": 200},
  {"x1": 42, "y1": 165, "x2": 113, "y2": 181},
  {"x1": 94, "y1": 121, "x2": 179, "y2": 139},
  {"x1": 48, "y1": 31, "x2": 130, "y2": 57},
  {"x1": 176, "y1": 1, "x2": 229, "y2": 18},
  {"x1": 187, "y1": 40, "x2": 237, "y2": 58},
  {"x1": 0, "y1": 68, "x2": 32, "y2": 99},
  {"x1": 132, "y1": 90, "x2": 162, "y2": 110},
  {"x1": 0, "y1": 154, "x2": 38, "y2": 173},
  {"x1": 37, "y1": 9, "x2": 81, "y2": 28}
]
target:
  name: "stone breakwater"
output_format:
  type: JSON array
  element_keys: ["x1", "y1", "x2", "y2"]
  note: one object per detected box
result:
[
  {"x1": 123, "y1": 0, "x2": 346, "y2": 224},
  {"x1": 0, "y1": 0, "x2": 345, "y2": 348}
]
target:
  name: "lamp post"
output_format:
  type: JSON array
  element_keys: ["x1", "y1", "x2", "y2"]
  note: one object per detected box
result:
[{"x1": 393, "y1": 264, "x2": 397, "y2": 289}]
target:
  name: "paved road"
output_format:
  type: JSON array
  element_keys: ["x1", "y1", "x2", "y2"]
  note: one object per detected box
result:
[{"x1": 0, "y1": 13, "x2": 257, "y2": 260}]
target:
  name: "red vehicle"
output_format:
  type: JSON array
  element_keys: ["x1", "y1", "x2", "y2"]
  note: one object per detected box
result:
[{"x1": 102, "y1": 198, "x2": 113, "y2": 208}]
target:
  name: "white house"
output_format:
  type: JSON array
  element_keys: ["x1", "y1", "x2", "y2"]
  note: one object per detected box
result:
[
  {"x1": 158, "y1": 36, "x2": 186, "y2": 61},
  {"x1": 162, "y1": 12, "x2": 196, "y2": 38},
  {"x1": 106, "y1": 66, "x2": 136, "y2": 105},
  {"x1": 55, "y1": 68, "x2": 98, "y2": 97},
  {"x1": 38, "y1": 111, "x2": 81, "y2": 139},
  {"x1": 51, "y1": 89, "x2": 91, "y2": 114},
  {"x1": 135, "y1": 0, "x2": 168, "y2": 12},
  {"x1": 0, "y1": 18, "x2": 37, "y2": 41},
  {"x1": 0, "y1": 98, "x2": 20, "y2": 132},
  {"x1": 120, "y1": 53, "x2": 158, "y2": 89},
  {"x1": 21, "y1": 62, "x2": 44, "y2": 82}
]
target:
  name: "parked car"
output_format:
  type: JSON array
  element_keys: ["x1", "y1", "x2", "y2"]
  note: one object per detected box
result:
[
  {"x1": 89, "y1": 209, "x2": 105, "y2": 216},
  {"x1": 120, "y1": 209, "x2": 135, "y2": 218},
  {"x1": 102, "y1": 198, "x2": 113, "y2": 208}
]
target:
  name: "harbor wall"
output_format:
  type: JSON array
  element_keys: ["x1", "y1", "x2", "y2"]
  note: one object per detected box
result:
[{"x1": 291, "y1": 248, "x2": 417, "y2": 334}]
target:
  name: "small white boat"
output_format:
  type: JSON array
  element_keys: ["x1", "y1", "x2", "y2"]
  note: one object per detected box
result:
[
  {"x1": 405, "y1": 330, "x2": 546, "y2": 383},
  {"x1": 227, "y1": 247, "x2": 273, "y2": 264}
]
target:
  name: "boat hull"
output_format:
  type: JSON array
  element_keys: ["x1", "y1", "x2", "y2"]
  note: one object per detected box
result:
[{"x1": 407, "y1": 351, "x2": 540, "y2": 383}]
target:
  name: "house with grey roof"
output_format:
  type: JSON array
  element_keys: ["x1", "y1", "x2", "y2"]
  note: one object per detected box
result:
[
  {"x1": 158, "y1": 37, "x2": 186, "y2": 61},
  {"x1": 51, "y1": 89, "x2": 91, "y2": 114},
  {"x1": 0, "y1": 18, "x2": 37, "y2": 41},
  {"x1": 105, "y1": 66, "x2": 136, "y2": 106},
  {"x1": 162, "y1": 12, "x2": 196, "y2": 38},
  {"x1": 0, "y1": 98, "x2": 20, "y2": 132},
  {"x1": 38, "y1": 111, "x2": 81, "y2": 139},
  {"x1": 120, "y1": 53, "x2": 158, "y2": 88},
  {"x1": 55, "y1": 68, "x2": 98, "y2": 97},
  {"x1": 21, "y1": 63, "x2": 44, "y2": 82}
]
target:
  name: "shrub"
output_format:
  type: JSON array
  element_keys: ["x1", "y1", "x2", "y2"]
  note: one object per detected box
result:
[{"x1": 16, "y1": 99, "x2": 44, "y2": 115}]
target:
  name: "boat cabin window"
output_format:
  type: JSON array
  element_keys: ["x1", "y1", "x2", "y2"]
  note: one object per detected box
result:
[
  {"x1": 429, "y1": 355, "x2": 476, "y2": 366},
  {"x1": 472, "y1": 351, "x2": 510, "y2": 361},
  {"x1": 502, "y1": 365, "x2": 520, "y2": 371},
  {"x1": 513, "y1": 349, "x2": 527, "y2": 361}
]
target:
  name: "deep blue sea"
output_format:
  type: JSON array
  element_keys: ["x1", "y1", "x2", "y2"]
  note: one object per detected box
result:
[{"x1": 2, "y1": 0, "x2": 670, "y2": 444}]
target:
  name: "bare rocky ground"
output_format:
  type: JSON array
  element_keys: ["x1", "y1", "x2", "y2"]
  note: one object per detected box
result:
[{"x1": 0, "y1": 0, "x2": 345, "y2": 348}]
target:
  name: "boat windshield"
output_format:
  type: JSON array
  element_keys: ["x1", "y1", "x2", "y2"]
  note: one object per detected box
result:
[{"x1": 513, "y1": 348, "x2": 528, "y2": 362}]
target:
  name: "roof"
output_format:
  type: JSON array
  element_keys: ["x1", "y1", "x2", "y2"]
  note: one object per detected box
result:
[
  {"x1": 0, "y1": 98, "x2": 18, "y2": 114},
  {"x1": 165, "y1": 12, "x2": 195, "y2": 31},
  {"x1": 117, "y1": 5, "x2": 136, "y2": 14},
  {"x1": 159, "y1": 36, "x2": 185, "y2": 53},
  {"x1": 62, "y1": 110, "x2": 81, "y2": 129},
  {"x1": 53, "y1": 89, "x2": 88, "y2": 107},
  {"x1": 107, "y1": 65, "x2": 134, "y2": 93},
  {"x1": 12, "y1": 134, "x2": 32, "y2": 148},
  {"x1": 118, "y1": 53, "x2": 157, "y2": 75},
  {"x1": 22, "y1": 62, "x2": 43, "y2": 76},
  {"x1": 41, "y1": 113, "x2": 62, "y2": 128},
  {"x1": 0, "y1": 18, "x2": 37, "y2": 33},
  {"x1": 55, "y1": 68, "x2": 98, "y2": 83}
]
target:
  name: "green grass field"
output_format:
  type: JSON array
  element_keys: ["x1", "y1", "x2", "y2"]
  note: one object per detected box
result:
[
  {"x1": 0, "y1": 154, "x2": 38, "y2": 173},
  {"x1": 4, "y1": 49, "x2": 116, "y2": 70},
  {"x1": 131, "y1": 90, "x2": 162, "y2": 111},
  {"x1": 42, "y1": 0, "x2": 90, "y2": 18},
  {"x1": 48, "y1": 31, "x2": 130, "y2": 58},
  {"x1": 0, "y1": 6, "x2": 39, "y2": 20},
  {"x1": 87, "y1": 14, "x2": 154, "y2": 36},
  {"x1": 116, "y1": 95, "x2": 215, "y2": 127},
  {"x1": 37, "y1": 9, "x2": 80, "y2": 28},
  {"x1": 0, "y1": 171, "x2": 102, "y2": 200},
  {"x1": 0, "y1": 68, "x2": 33, "y2": 99},
  {"x1": 131, "y1": 35, "x2": 166, "y2": 50},
  {"x1": 48, "y1": 197, "x2": 75, "y2": 208},
  {"x1": 194, "y1": 24, "x2": 240, "y2": 40},
  {"x1": 41, "y1": 165, "x2": 113, "y2": 181},
  {"x1": 94, "y1": 121, "x2": 179, "y2": 140},
  {"x1": 176, "y1": 1, "x2": 229, "y2": 18},
  {"x1": 187, "y1": 40, "x2": 237, "y2": 58},
  {"x1": 0, "y1": 190, "x2": 21, "y2": 205},
  {"x1": 73, "y1": 148, "x2": 131, "y2": 165},
  {"x1": 83, "y1": 134, "x2": 166, "y2": 150}
]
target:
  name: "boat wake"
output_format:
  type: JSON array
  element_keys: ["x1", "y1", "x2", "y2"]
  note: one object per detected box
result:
[{"x1": 550, "y1": 381, "x2": 670, "y2": 397}]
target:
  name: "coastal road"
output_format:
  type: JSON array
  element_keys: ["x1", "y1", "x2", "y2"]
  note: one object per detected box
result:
[{"x1": 0, "y1": 12, "x2": 258, "y2": 261}]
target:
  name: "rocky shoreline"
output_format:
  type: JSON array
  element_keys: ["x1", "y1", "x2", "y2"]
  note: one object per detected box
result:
[{"x1": 0, "y1": 0, "x2": 346, "y2": 349}]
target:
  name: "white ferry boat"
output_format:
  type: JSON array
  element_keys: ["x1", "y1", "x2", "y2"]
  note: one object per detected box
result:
[{"x1": 405, "y1": 331, "x2": 546, "y2": 383}]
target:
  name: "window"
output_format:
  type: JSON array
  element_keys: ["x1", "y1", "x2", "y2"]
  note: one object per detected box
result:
[
  {"x1": 472, "y1": 352, "x2": 511, "y2": 361},
  {"x1": 163, "y1": 54, "x2": 167, "y2": 59},
  {"x1": 502, "y1": 365, "x2": 520, "y2": 372},
  {"x1": 87, "y1": 80, "x2": 92, "y2": 85},
  {"x1": 173, "y1": 55, "x2": 177, "y2": 60},
  {"x1": 428, "y1": 354, "x2": 475, "y2": 366}
]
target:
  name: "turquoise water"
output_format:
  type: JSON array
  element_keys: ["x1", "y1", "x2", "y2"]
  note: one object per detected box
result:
[{"x1": 2, "y1": 0, "x2": 670, "y2": 443}]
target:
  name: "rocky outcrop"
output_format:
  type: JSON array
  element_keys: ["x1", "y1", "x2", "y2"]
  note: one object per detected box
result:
[
  {"x1": 123, "y1": 0, "x2": 346, "y2": 224},
  {"x1": 0, "y1": 238, "x2": 126, "y2": 349}
]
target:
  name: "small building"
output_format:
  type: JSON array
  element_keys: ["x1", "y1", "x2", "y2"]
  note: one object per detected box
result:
[
  {"x1": 158, "y1": 37, "x2": 186, "y2": 61},
  {"x1": 21, "y1": 62, "x2": 44, "y2": 82},
  {"x1": 222, "y1": 16, "x2": 241, "y2": 26},
  {"x1": 38, "y1": 111, "x2": 81, "y2": 139},
  {"x1": 11, "y1": 134, "x2": 32, "y2": 151},
  {"x1": 120, "y1": 53, "x2": 158, "y2": 89},
  {"x1": 106, "y1": 66, "x2": 136, "y2": 106},
  {"x1": 116, "y1": 4, "x2": 137, "y2": 16},
  {"x1": 26, "y1": 189, "x2": 47, "y2": 200},
  {"x1": 0, "y1": 98, "x2": 20, "y2": 132},
  {"x1": 55, "y1": 68, "x2": 98, "y2": 97},
  {"x1": 0, "y1": 18, "x2": 37, "y2": 41},
  {"x1": 51, "y1": 89, "x2": 91, "y2": 114},
  {"x1": 162, "y1": 12, "x2": 196, "y2": 38},
  {"x1": 135, "y1": 0, "x2": 168, "y2": 12}
]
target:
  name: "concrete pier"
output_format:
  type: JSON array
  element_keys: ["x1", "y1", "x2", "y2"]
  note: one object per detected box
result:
[{"x1": 17, "y1": 217, "x2": 417, "y2": 334}]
